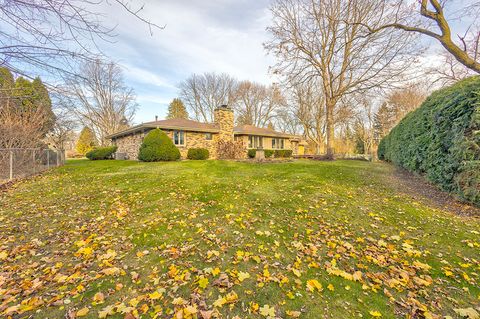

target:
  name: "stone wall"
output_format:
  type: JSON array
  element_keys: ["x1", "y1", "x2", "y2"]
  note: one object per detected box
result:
[{"x1": 114, "y1": 131, "x2": 147, "y2": 160}]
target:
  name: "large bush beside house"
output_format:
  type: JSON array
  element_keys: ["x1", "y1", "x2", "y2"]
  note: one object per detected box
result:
[
  {"x1": 86, "y1": 146, "x2": 117, "y2": 160},
  {"x1": 378, "y1": 76, "x2": 480, "y2": 205},
  {"x1": 187, "y1": 148, "x2": 209, "y2": 160},
  {"x1": 138, "y1": 129, "x2": 180, "y2": 162}
]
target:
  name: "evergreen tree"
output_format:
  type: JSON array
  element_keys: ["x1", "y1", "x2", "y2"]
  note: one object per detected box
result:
[
  {"x1": 373, "y1": 102, "x2": 396, "y2": 141},
  {"x1": 166, "y1": 98, "x2": 189, "y2": 119},
  {"x1": 76, "y1": 127, "x2": 97, "y2": 155}
]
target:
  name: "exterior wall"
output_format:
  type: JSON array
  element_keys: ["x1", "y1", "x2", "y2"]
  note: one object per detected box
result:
[
  {"x1": 237, "y1": 135, "x2": 293, "y2": 151},
  {"x1": 113, "y1": 129, "x2": 219, "y2": 160},
  {"x1": 176, "y1": 131, "x2": 218, "y2": 159},
  {"x1": 113, "y1": 130, "x2": 147, "y2": 160}
]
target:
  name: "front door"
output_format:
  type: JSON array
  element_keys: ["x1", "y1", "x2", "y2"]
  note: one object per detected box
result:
[{"x1": 298, "y1": 145, "x2": 305, "y2": 155}]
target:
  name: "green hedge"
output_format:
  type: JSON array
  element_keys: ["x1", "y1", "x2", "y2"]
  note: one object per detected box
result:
[
  {"x1": 247, "y1": 149, "x2": 256, "y2": 158},
  {"x1": 379, "y1": 76, "x2": 480, "y2": 205},
  {"x1": 86, "y1": 146, "x2": 117, "y2": 160},
  {"x1": 274, "y1": 149, "x2": 293, "y2": 158},
  {"x1": 138, "y1": 129, "x2": 180, "y2": 162},
  {"x1": 187, "y1": 148, "x2": 209, "y2": 160},
  {"x1": 264, "y1": 149, "x2": 274, "y2": 158}
]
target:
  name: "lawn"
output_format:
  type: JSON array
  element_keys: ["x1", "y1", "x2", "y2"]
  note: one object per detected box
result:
[{"x1": 0, "y1": 159, "x2": 479, "y2": 319}]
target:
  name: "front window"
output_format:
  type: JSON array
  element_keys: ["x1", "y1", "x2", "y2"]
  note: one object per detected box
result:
[
  {"x1": 272, "y1": 138, "x2": 284, "y2": 149},
  {"x1": 205, "y1": 133, "x2": 212, "y2": 140},
  {"x1": 248, "y1": 136, "x2": 263, "y2": 148},
  {"x1": 173, "y1": 130, "x2": 185, "y2": 146}
]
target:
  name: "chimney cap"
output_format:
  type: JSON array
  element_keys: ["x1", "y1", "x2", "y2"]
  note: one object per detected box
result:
[{"x1": 215, "y1": 104, "x2": 233, "y2": 112}]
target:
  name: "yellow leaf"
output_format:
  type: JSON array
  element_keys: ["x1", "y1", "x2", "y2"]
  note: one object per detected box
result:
[
  {"x1": 184, "y1": 305, "x2": 198, "y2": 316},
  {"x1": 198, "y1": 276, "x2": 209, "y2": 289},
  {"x1": 454, "y1": 307, "x2": 479, "y2": 319},
  {"x1": 292, "y1": 269, "x2": 301, "y2": 277},
  {"x1": 327, "y1": 283, "x2": 334, "y2": 291},
  {"x1": 259, "y1": 304, "x2": 276, "y2": 318},
  {"x1": 369, "y1": 310, "x2": 382, "y2": 317},
  {"x1": 238, "y1": 271, "x2": 251, "y2": 282},
  {"x1": 76, "y1": 307, "x2": 89, "y2": 317},
  {"x1": 98, "y1": 305, "x2": 115, "y2": 318},
  {"x1": 149, "y1": 290, "x2": 163, "y2": 300},
  {"x1": 212, "y1": 267, "x2": 221, "y2": 276},
  {"x1": 213, "y1": 296, "x2": 226, "y2": 308},
  {"x1": 93, "y1": 292, "x2": 105, "y2": 303},
  {"x1": 0, "y1": 251, "x2": 8, "y2": 260},
  {"x1": 306, "y1": 279, "x2": 322, "y2": 292},
  {"x1": 286, "y1": 310, "x2": 301, "y2": 318}
]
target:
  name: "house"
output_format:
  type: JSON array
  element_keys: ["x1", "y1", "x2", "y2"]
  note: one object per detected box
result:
[{"x1": 106, "y1": 105, "x2": 306, "y2": 159}]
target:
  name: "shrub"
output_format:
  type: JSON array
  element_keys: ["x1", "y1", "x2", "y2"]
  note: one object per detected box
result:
[
  {"x1": 379, "y1": 76, "x2": 480, "y2": 205},
  {"x1": 247, "y1": 149, "x2": 256, "y2": 158},
  {"x1": 187, "y1": 148, "x2": 209, "y2": 160},
  {"x1": 274, "y1": 149, "x2": 293, "y2": 158},
  {"x1": 86, "y1": 146, "x2": 117, "y2": 160},
  {"x1": 264, "y1": 149, "x2": 274, "y2": 158},
  {"x1": 217, "y1": 140, "x2": 245, "y2": 159},
  {"x1": 138, "y1": 129, "x2": 180, "y2": 162}
]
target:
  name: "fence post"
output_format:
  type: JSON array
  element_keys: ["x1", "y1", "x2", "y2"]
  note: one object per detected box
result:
[
  {"x1": 9, "y1": 150, "x2": 13, "y2": 180},
  {"x1": 47, "y1": 150, "x2": 50, "y2": 169}
]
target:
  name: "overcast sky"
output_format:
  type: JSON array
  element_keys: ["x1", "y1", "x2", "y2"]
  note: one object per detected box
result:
[{"x1": 96, "y1": 0, "x2": 275, "y2": 124}]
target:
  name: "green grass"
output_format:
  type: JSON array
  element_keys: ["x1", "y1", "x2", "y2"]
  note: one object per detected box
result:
[{"x1": 0, "y1": 159, "x2": 479, "y2": 319}]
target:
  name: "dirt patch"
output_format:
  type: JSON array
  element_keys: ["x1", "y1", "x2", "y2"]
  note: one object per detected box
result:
[{"x1": 387, "y1": 167, "x2": 480, "y2": 217}]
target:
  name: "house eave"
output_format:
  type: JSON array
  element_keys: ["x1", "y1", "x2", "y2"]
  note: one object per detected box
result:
[{"x1": 107, "y1": 123, "x2": 221, "y2": 139}]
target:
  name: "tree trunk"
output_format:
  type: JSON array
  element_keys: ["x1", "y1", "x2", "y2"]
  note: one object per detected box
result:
[{"x1": 325, "y1": 100, "x2": 335, "y2": 156}]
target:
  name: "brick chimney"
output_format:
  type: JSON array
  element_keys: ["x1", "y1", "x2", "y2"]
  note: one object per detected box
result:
[{"x1": 214, "y1": 105, "x2": 234, "y2": 143}]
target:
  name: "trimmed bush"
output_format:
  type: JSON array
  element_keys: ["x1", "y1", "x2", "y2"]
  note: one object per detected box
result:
[
  {"x1": 247, "y1": 149, "x2": 256, "y2": 158},
  {"x1": 86, "y1": 146, "x2": 117, "y2": 160},
  {"x1": 379, "y1": 76, "x2": 480, "y2": 205},
  {"x1": 264, "y1": 149, "x2": 274, "y2": 158},
  {"x1": 138, "y1": 129, "x2": 180, "y2": 162},
  {"x1": 274, "y1": 149, "x2": 293, "y2": 158},
  {"x1": 187, "y1": 148, "x2": 209, "y2": 160}
]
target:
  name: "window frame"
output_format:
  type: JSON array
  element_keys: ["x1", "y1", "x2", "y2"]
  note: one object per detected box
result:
[
  {"x1": 248, "y1": 135, "x2": 263, "y2": 149},
  {"x1": 205, "y1": 133, "x2": 213, "y2": 140},
  {"x1": 173, "y1": 130, "x2": 185, "y2": 146}
]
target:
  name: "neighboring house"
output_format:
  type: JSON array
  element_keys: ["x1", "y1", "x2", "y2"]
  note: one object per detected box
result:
[{"x1": 107, "y1": 105, "x2": 306, "y2": 159}]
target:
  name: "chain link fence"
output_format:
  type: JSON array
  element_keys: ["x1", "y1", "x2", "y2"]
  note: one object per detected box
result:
[{"x1": 0, "y1": 148, "x2": 65, "y2": 184}]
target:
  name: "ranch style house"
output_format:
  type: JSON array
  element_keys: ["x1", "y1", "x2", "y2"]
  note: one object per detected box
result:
[{"x1": 107, "y1": 105, "x2": 306, "y2": 159}]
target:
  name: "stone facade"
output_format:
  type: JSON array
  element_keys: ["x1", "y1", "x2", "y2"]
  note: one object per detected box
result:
[
  {"x1": 114, "y1": 131, "x2": 147, "y2": 160},
  {"x1": 114, "y1": 129, "x2": 219, "y2": 160}
]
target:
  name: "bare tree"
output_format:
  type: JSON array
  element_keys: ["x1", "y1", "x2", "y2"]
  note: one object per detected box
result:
[
  {"x1": 352, "y1": 95, "x2": 376, "y2": 157},
  {"x1": 45, "y1": 111, "x2": 77, "y2": 151},
  {"x1": 234, "y1": 81, "x2": 285, "y2": 127},
  {"x1": 275, "y1": 106, "x2": 302, "y2": 135},
  {"x1": 179, "y1": 73, "x2": 238, "y2": 123},
  {"x1": 360, "y1": 0, "x2": 480, "y2": 74},
  {"x1": 266, "y1": 0, "x2": 419, "y2": 155},
  {"x1": 429, "y1": 52, "x2": 477, "y2": 87},
  {"x1": 62, "y1": 59, "x2": 137, "y2": 145},
  {"x1": 288, "y1": 81, "x2": 325, "y2": 154},
  {"x1": 386, "y1": 84, "x2": 427, "y2": 122},
  {"x1": 0, "y1": 0, "x2": 162, "y2": 80}
]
